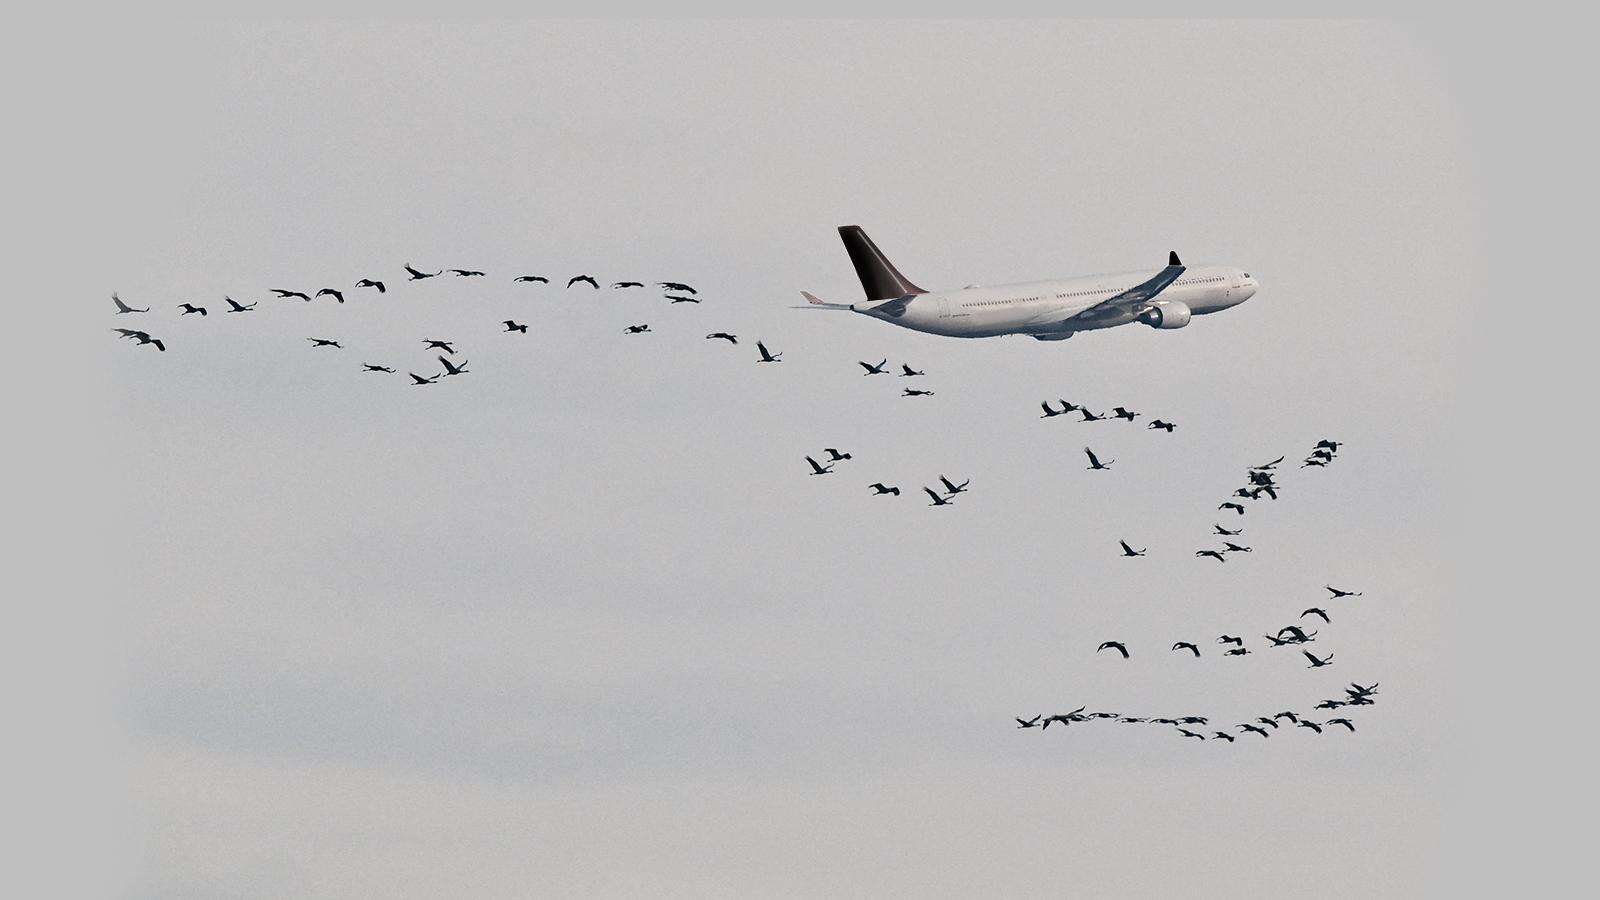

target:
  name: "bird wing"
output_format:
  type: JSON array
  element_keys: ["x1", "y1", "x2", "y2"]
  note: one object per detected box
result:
[
  {"x1": 923, "y1": 488, "x2": 942, "y2": 502},
  {"x1": 1084, "y1": 448, "x2": 1100, "y2": 466}
]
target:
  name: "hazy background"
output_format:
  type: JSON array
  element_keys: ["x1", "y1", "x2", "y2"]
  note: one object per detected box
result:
[{"x1": 17, "y1": 15, "x2": 1593, "y2": 899}]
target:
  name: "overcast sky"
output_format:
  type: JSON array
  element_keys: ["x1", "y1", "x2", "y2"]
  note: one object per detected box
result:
[{"x1": 61, "y1": 17, "x2": 1522, "y2": 896}]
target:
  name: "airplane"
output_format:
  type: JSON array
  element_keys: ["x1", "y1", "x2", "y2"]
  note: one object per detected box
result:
[{"x1": 799, "y1": 226, "x2": 1257, "y2": 341}]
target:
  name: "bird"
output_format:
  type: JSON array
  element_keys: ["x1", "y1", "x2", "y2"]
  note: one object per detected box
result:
[
  {"x1": 1213, "y1": 524, "x2": 1243, "y2": 536},
  {"x1": 111, "y1": 293, "x2": 148, "y2": 314},
  {"x1": 1212, "y1": 731, "x2": 1236, "y2": 742},
  {"x1": 1079, "y1": 408, "x2": 1106, "y2": 422},
  {"x1": 450, "y1": 269, "x2": 485, "y2": 277},
  {"x1": 1254, "y1": 456, "x2": 1285, "y2": 470},
  {"x1": 1326, "y1": 585, "x2": 1363, "y2": 599},
  {"x1": 1016, "y1": 715, "x2": 1042, "y2": 729},
  {"x1": 903, "y1": 388, "x2": 934, "y2": 397},
  {"x1": 567, "y1": 275, "x2": 599, "y2": 289},
  {"x1": 423, "y1": 340, "x2": 456, "y2": 354},
  {"x1": 1255, "y1": 717, "x2": 1280, "y2": 729},
  {"x1": 1262, "y1": 634, "x2": 1294, "y2": 647},
  {"x1": 624, "y1": 324, "x2": 652, "y2": 334},
  {"x1": 316, "y1": 288, "x2": 345, "y2": 303},
  {"x1": 224, "y1": 297, "x2": 255, "y2": 312},
  {"x1": 405, "y1": 264, "x2": 441, "y2": 280},
  {"x1": 924, "y1": 487, "x2": 954, "y2": 506},
  {"x1": 1057, "y1": 399, "x2": 1082, "y2": 413},
  {"x1": 1316, "y1": 440, "x2": 1343, "y2": 452},
  {"x1": 1147, "y1": 419, "x2": 1176, "y2": 432},
  {"x1": 1297, "y1": 720, "x2": 1325, "y2": 734},
  {"x1": 1247, "y1": 485, "x2": 1279, "y2": 500},
  {"x1": 1218, "y1": 636, "x2": 1244, "y2": 646},
  {"x1": 868, "y1": 483, "x2": 900, "y2": 496},
  {"x1": 1219, "y1": 502, "x2": 1246, "y2": 515},
  {"x1": 899, "y1": 364, "x2": 924, "y2": 377},
  {"x1": 1040, "y1": 401, "x2": 1065, "y2": 418},
  {"x1": 1041, "y1": 708, "x2": 1086, "y2": 730},
  {"x1": 757, "y1": 341, "x2": 782, "y2": 363},
  {"x1": 1248, "y1": 470, "x2": 1278, "y2": 486},
  {"x1": 1327, "y1": 718, "x2": 1355, "y2": 732},
  {"x1": 824, "y1": 448, "x2": 852, "y2": 462},
  {"x1": 513, "y1": 275, "x2": 548, "y2": 283},
  {"x1": 667, "y1": 295, "x2": 701, "y2": 304},
  {"x1": 133, "y1": 333, "x2": 166, "y2": 351},
  {"x1": 805, "y1": 456, "x2": 834, "y2": 476},
  {"x1": 1196, "y1": 550, "x2": 1226, "y2": 562},
  {"x1": 1302, "y1": 458, "x2": 1329, "y2": 468},
  {"x1": 1278, "y1": 625, "x2": 1317, "y2": 643},
  {"x1": 1271, "y1": 711, "x2": 1299, "y2": 723},
  {"x1": 859, "y1": 359, "x2": 888, "y2": 375},
  {"x1": 1224, "y1": 647, "x2": 1250, "y2": 656},
  {"x1": 1315, "y1": 700, "x2": 1346, "y2": 710},
  {"x1": 1171, "y1": 642, "x2": 1200, "y2": 657},
  {"x1": 1111, "y1": 407, "x2": 1140, "y2": 421},
  {"x1": 1119, "y1": 541, "x2": 1146, "y2": 557},
  {"x1": 612, "y1": 281, "x2": 643, "y2": 289},
  {"x1": 272, "y1": 289, "x2": 311, "y2": 301},
  {"x1": 503, "y1": 320, "x2": 528, "y2": 333},
  {"x1": 112, "y1": 328, "x2": 144, "y2": 339},
  {"x1": 178, "y1": 303, "x2": 207, "y2": 316},
  {"x1": 1348, "y1": 682, "x2": 1380, "y2": 697},
  {"x1": 705, "y1": 333, "x2": 738, "y2": 344},
  {"x1": 1222, "y1": 542, "x2": 1252, "y2": 553},
  {"x1": 356, "y1": 278, "x2": 386, "y2": 293},
  {"x1": 1097, "y1": 641, "x2": 1129, "y2": 658},
  {"x1": 658, "y1": 282, "x2": 696, "y2": 294},
  {"x1": 409, "y1": 372, "x2": 439, "y2": 385},
  {"x1": 1239, "y1": 723, "x2": 1271, "y2": 738},
  {"x1": 438, "y1": 356, "x2": 469, "y2": 376},
  {"x1": 1083, "y1": 448, "x2": 1113, "y2": 470},
  {"x1": 1303, "y1": 650, "x2": 1333, "y2": 668},
  {"x1": 307, "y1": 338, "x2": 342, "y2": 348},
  {"x1": 362, "y1": 364, "x2": 395, "y2": 373},
  {"x1": 1177, "y1": 729, "x2": 1206, "y2": 741},
  {"x1": 939, "y1": 476, "x2": 970, "y2": 495}
]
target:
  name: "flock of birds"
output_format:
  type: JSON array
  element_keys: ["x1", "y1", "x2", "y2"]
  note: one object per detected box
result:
[{"x1": 1016, "y1": 680, "x2": 1377, "y2": 741}]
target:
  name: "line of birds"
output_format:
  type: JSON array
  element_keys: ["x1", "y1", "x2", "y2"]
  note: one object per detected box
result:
[
  {"x1": 804, "y1": 448, "x2": 971, "y2": 506},
  {"x1": 1096, "y1": 585, "x2": 1361, "y2": 663},
  {"x1": 1040, "y1": 398, "x2": 1176, "y2": 431},
  {"x1": 1017, "y1": 682, "x2": 1377, "y2": 742}
]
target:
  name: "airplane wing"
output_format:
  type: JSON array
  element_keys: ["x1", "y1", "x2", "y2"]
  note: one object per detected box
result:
[{"x1": 1068, "y1": 252, "x2": 1185, "y2": 323}]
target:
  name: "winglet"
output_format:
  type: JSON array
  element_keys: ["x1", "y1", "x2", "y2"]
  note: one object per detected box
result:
[
  {"x1": 796, "y1": 291, "x2": 854, "y2": 310},
  {"x1": 1169, "y1": 251, "x2": 1181, "y2": 266}
]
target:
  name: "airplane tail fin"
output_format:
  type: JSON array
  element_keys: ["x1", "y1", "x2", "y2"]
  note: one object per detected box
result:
[{"x1": 838, "y1": 225, "x2": 925, "y2": 301}]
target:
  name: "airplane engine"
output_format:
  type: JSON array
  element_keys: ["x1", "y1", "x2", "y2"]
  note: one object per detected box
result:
[{"x1": 1139, "y1": 300, "x2": 1191, "y2": 329}]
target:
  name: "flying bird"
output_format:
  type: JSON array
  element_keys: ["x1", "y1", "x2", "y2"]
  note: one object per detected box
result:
[
  {"x1": 1111, "y1": 407, "x2": 1139, "y2": 421},
  {"x1": 272, "y1": 289, "x2": 311, "y2": 301},
  {"x1": 1219, "y1": 502, "x2": 1246, "y2": 515},
  {"x1": 903, "y1": 388, "x2": 934, "y2": 397},
  {"x1": 134, "y1": 334, "x2": 166, "y2": 351},
  {"x1": 1212, "y1": 731, "x2": 1236, "y2": 742},
  {"x1": 1277, "y1": 625, "x2": 1317, "y2": 642},
  {"x1": 1177, "y1": 729, "x2": 1206, "y2": 741},
  {"x1": 658, "y1": 282, "x2": 696, "y2": 294},
  {"x1": 356, "y1": 278, "x2": 386, "y2": 293},
  {"x1": 1254, "y1": 456, "x2": 1285, "y2": 470},
  {"x1": 1326, "y1": 718, "x2": 1355, "y2": 732},
  {"x1": 503, "y1": 320, "x2": 528, "y2": 333},
  {"x1": 1147, "y1": 419, "x2": 1176, "y2": 432},
  {"x1": 513, "y1": 275, "x2": 549, "y2": 283},
  {"x1": 859, "y1": 359, "x2": 888, "y2": 375},
  {"x1": 1057, "y1": 399, "x2": 1082, "y2": 413},
  {"x1": 1083, "y1": 448, "x2": 1113, "y2": 470},
  {"x1": 612, "y1": 281, "x2": 643, "y2": 289},
  {"x1": 705, "y1": 333, "x2": 738, "y2": 344},
  {"x1": 805, "y1": 456, "x2": 834, "y2": 476},
  {"x1": 667, "y1": 295, "x2": 701, "y2": 304},
  {"x1": 1040, "y1": 401, "x2": 1065, "y2": 418},
  {"x1": 423, "y1": 340, "x2": 456, "y2": 354},
  {"x1": 757, "y1": 341, "x2": 782, "y2": 363},
  {"x1": 224, "y1": 297, "x2": 256, "y2": 312},
  {"x1": 1326, "y1": 585, "x2": 1363, "y2": 598},
  {"x1": 567, "y1": 275, "x2": 599, "y2": 289},
  {"x1": 1302, "y1": 458, "x2": 1329, "y2": 468},
  {"x1": 450, "y1": 269, "x2": 485, "y2": 277},
  {"x1": 624, "y1": 324, "x2": 652, "y2": 334},
  {"x1": 1196, "y1": 549, "x2": 1226, "y2": 562},
  {"x1": 111, "y1": 293, "x2": 148, "y2": 314},
  {"x1": 316, "y1": 288, "x2": 345, "y2": 303},
  {"x1": 1016, "y1": 715, "x2": 1042, "y2": 729},
  {"x1": 924, "y1": 487, "x2": 954, "y2": 507},
  {"x1": 1213, "y1": 524, "x2": 1243, "y2": 536},
  {"x1": 1119, "y1": 541, "x2": 1146, "y2": 557},
  {"x1": 1255, "y1": 717, "x2": 1280, "y2": 729},
  {"x1": 405, "y1": 264, "x2": 441, "y2": 280},
  {"x1": 1097, "y1": 641, "x2": 1129, "y2": 658},
  {"x1": 1239, "y1": 724, "x2": 1271, "y2": 738},
  {"x1": 1041, "y1": 708, "x2": 1086, "y2": 729},
  {"x1": 868, "y1": 483, "x2": 900, "y2": 496},
  {"x1": 1218, "y1": 636, "x2": 1244, "y2": 646},
  {"x1": 178, "y1": 303, "x2": 207, "y2": 316},
  {"x1": 1171, "y1": 642, "x2": 1200, "y2": 657},
  {"x1": 409, "y1": 372, "x2": 439, "y2": 385},
  {"x1": 1222, "y1": 542, "x2": 1252, "y2": 553},
  {"x1": 307, "y1": 338, "x2": 342, "y2": 348},
  {"x1": 1079, "y1": 408, "x2": 1106, "y2": 422},
  {"x1": 1303, "y1": 650, "x2": 1334, "y2": 668},
  {"x1": 362, "y1": 364, "x2": 394, "y2": 373},
  {"x1": 1224, "y1": 647, "x2": 1250, "y2": 656},
  {"x1": 1301, "y1": 607, "x2": 1331, "y2": 623},
  {"x1": 438, "y1": 356, "x2": 469, "y2": 376},
  {"x1": 824, "y1": 448, "x2": 852, "y2": 462},
  {"x1": 1297, "y1": 720, "x2": 1324, "y2": 734},
  {"x1": 1316, "y1": 440, "x2": 1343, "y2": 452},
  {"x1": 899, "y1": 364, "x2": 924, "y2": 377},
  {"x1": 939, "y1": 476, "x2": 970, "y2": 495}
]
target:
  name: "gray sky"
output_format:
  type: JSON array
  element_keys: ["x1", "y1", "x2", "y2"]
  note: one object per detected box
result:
[{"x1": 58, "y1": 17, "x2": 1525, "y2": 897}]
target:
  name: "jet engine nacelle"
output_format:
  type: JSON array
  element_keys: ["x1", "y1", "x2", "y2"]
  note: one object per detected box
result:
[{"x1": 1139, "y1": 300, "x2": 1191, "y2": 329}]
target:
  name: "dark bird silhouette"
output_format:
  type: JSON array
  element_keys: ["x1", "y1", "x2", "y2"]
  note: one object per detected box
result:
[
  {"x1": 178, "y1": 303, "x2": 207, "y2": 316},
  {"x1": 1349, "y1": 682, "x2": 1380, "y2": 697},
  {"x1": 316, "y1": 288, "x2": 345, "y2": 303},
  {"x1": 307, "y1": 338, "x2": 342, "y2": 348},
  {"x1": 1315, "y1": 700, "x2": 1346, "y2": 710},
  {"x1": 1256, "y1": 717, "x2": 1280, "y2": 729},
  {"x1": 1225, "y1": 646, "x2": 1251, "y2": 656},
  {"x1": 224, "y1": 297, "x2": 256, "y2": 312},
  {"x1": 1248, "y1": 470, "x2": 1277, "y2": 486},
  {"x1": 1177, "y1": 728, "x2": 1206, "y2": 741},
  {"x1": 1239, "y1": 723, "x2": 1271, "y2": 738},
  {"x1": 658, "y1": 282, "x2": 696, "y2": 294},
  {"x1": 1147, "y1": 419, "x2": 1176, "y2": 432},
  {"x1": 1178, "y1": 716, "x2": 1209, "y2": 725},
  {"x1": 757, "y1": 341, "x2": 782, "y2": 363},
  {"x1": 705, "y1": 332, "x2": 738, "y2": 344},
  {"x1": 1302, "y1": 458, "x2": 1329, "y2": 468},
  {"x1": 1196, "y1": 550, "x2": 1226, "y2": 562},
  {"x1": 1079, "y1": 408, "x2": 1106, "y2": 422},
  {"x1": 112, "y1": 293, "x2": 148, "y2": 314},
  {"x1": 805, "y1": 456, "x2": 834, "y2": 476},
  {"x1": 1016, "y1": 715, "x2": 1042, "y2": 729},
  {"x1": 1057, "y1": 399, "x2": 1082, "y2": 413},
  {"x1": 1263, "y1": 634, "x2": 1294, "y2": 647},
  {"x1": 423, "y1": 340, "x2": 456, "y2": 354},
  {"x1": 1326, "y1": 585, "x2": 1363, "y2": 599},
  {"x1": 903, "y1": 388, "x2": 934, "y2": 397},
  {"x1": 1233, "y1": 488, "x2": 1256, "y2": 499},
  {"x1": 1172, "y1": 641, "x2": 1200, "y2": 656},
  {"x1": 1097, "y1": 641, "x2": 1129, "y2": 658},
  {"x1": 1316, "y1": 440, "x2": 1343, "y2": 452},
  {"x1": 405, "y1": 264, "x2": 441, "y2": 280},
  {"x1": 450, "y1": 269, "x2": 485, "y2": 277},
  {"x1": 1277, "y1": 625, "x2": 1317, "y2": 642},
  {"x1": 868, "y1": 483, "x2": 900, "y2": 496},
  {"x1": 612, "y1": 281, "x2": 643, "y2": 289},
  {"x1": 668, "y1": 295, "x2": 700, "y2": 304},
  {"x1": 1254, "y1": 456, "x2": 1285, "y2": 470},
  {"x1": 899, "y1": 365, "x2": 924, "y2": 377},
  {"x1": 272, "y1": 289, "x2": 311, "y2": 301},
  {"x1": 1040, "y1": 401, "x2": 1065, "y2": 418},
  {"x1": 1222, "y1": 542, "x2": 1252, "y2": 553},
  {"x1": 362, "y1": 364, "x2": 395, "y2": 373},
  {"x1": 438, "y1": 356, "x2": 469, "y2": 376},
  {"x1": 1112, "y1": 407, "x2": 1140, "y2": 421},
  {"x1": 115, "y1": 329, "x2": 165, "y2": 351},
  {"x1": 409, "y1": 372, "x2": 439, "y2": 385},
  {"x1": 1327, "y1": 718, "x2": 1355, "y2": 732},
  {"x1": 924, "y1": 487, "x2": 954, "y2": 506},
  {"x1": 567, "y1": 275, "x2": 599, "y2": 289},
  {"x1": 503, "y1": 320, "x2": 528, "y2": 333},
  {"x1": 939, "y1": 476, "x2": 970, "y2": 495},
  {"x1": 824, "y1": 448, "x2": 852, "y2": 462},
  {"x1": 1247, "y1": 485, "x2": 1279, "y2": 500},
  {"x1": 513, "y1": 275, "x2": 548, "y2": 283},
  {"x1": 1303, "y1": 650, "x2": 1334, "y2": 668},
  {"x1": 1219, "y1": 502, "x2": 1246, "y2": 515},
  {"x1": 1302, "y1": 608, "x2": 1331, "y2": 623},
  {"x1": 356, "y1": 278, "x2": 386, "y2": 293},
  {"x1": 1084, "y1": 448, "x2": 1113, "y2": 470},
  {"x1": 1212, "y1": 731, "x2": 1236, "y2": 742},
  {"x1": 1120, "y1": 540, "x2": 1146, "y2": 557},
  {"x1": 1218, "y1": 635, "x2": 1244, "y2": 646},
  {"x1": 1041, "y1": 707, "x2": 1086, "y2": 729},
  {"x1": 624, "y1": 324, "x2": 652, "y2": 334},
  {"x1": 112, "y1": 328, "x2": 143, "y2": 339},
  {"x1": 1213, "y1": 524, "x2": 1243, "y2": 536},
  {"x1": 859, "y1": 359, "x2": 888, "y2": 375},
  {"x1": 1297, "y1": 720, "x2": 1324, "y2": 734}
]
